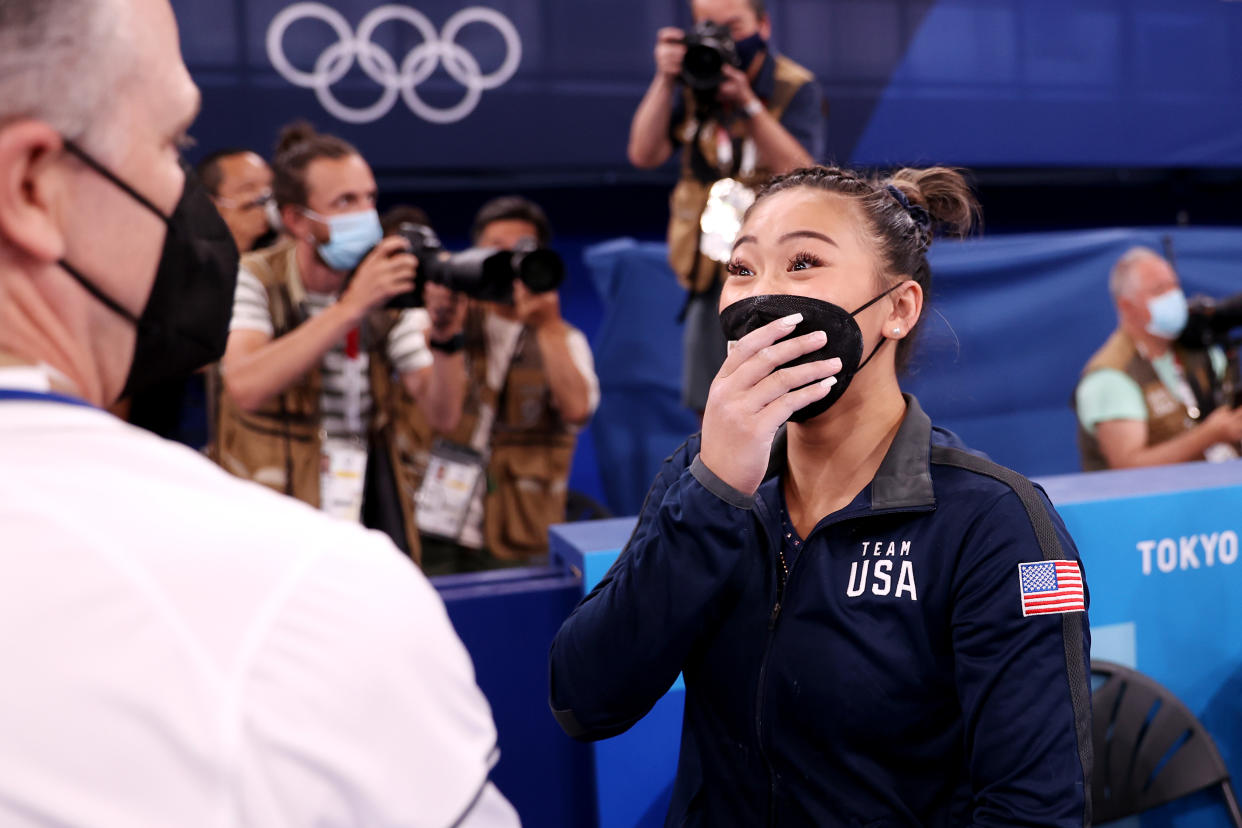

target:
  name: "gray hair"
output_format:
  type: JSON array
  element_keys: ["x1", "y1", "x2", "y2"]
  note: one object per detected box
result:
[
  {"x1": 0, "y1": 0, "x2": 128, "y2": 141},
  {"x1": 1109, "y1": 246, "x2": 1164, "y2": 300}
]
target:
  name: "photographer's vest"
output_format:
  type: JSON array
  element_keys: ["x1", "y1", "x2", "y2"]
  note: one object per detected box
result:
[
  {"x1": 667, "y1": 53, "x2": 816, "y2": 294},
  {"x1": 214, "y1": 239, "x2": 427, "y2": 561},
  {"x1": 421, "y1": 307, "x2": 577, "y2": 561},
  {"x1": 1075, "y1": 329, "x2": 1214, "y2": 471}
]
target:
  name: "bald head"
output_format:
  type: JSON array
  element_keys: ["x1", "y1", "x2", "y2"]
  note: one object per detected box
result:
[
  {"x1": 1108, "y1": 246, "x2": 1185, "y2": 344},
  {"x1": 1109, "y1": 247, "x2": 1178, "y2": 303}
]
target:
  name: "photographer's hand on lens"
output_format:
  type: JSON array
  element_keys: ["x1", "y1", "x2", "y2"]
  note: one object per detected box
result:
[
  {"x1": 654, "y1": 27, "x2": 687, "y2": 81},
  {"x1": 699, "y1": 314, "x2": 844, "y2": 497},
  {"x1": 716, "y1": 64, "x2": 757, "y2": 109},
  {"x1": 424, "y1": 282, "x2": 466, "y2": 339},
  {"x1": 339, "y1": 236, "x2": 417, "y2": 321},
  {"x1": 512, "y1": 281, "x2": 562, "y2": 330}
]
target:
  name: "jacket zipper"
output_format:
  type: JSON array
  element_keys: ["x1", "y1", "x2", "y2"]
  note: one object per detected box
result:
[
  {"x1": 753, "y1": 506, "x2": 786, "y2": 828},
  {"x1": 754, "y1": 506, "x2": 843, "y2": 826},
  {"x1": 748, "y1": 488, "x2": 935, "y2": 825}
]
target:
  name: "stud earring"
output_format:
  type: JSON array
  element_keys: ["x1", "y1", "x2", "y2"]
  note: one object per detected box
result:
[{"x1": 892, "y1": 327, "x2": 901, "y2": 335}]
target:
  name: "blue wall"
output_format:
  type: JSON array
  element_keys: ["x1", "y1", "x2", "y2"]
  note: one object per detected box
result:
[{"x1": 172, "y1": 0, "x2": 1242, "y2": 175}]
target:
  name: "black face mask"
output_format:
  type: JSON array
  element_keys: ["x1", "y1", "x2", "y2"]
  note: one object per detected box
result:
[
  {"x1": 719, "y1": 286, "x2": 901, "y2": 423},
  {"x1": 57, "y1": 141, "x2": 239, "y2": 399},
  {"x1": 734, "y1": 33, "x2": 766, "y2": 69}
]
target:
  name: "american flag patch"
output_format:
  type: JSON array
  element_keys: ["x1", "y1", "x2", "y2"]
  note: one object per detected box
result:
[{"x1": 1018, "y1": 561, "x2": 1085, "y2": 617}]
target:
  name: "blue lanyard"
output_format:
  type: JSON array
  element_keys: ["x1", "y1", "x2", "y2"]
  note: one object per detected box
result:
[{"x1": 0, "y1": 388, "x2": 97, "y2": 409}]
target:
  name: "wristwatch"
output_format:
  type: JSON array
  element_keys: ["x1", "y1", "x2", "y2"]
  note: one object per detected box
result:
[
  {"x1": 742, "y1": 98, "x2": 764, "y2": 119},
  {"x1": 428, "y1": 333, "x2": 465, "y2": 354}
]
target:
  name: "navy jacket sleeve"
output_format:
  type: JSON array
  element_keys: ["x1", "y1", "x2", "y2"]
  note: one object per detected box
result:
[
  {"x1": 548, "y1": 436, "x2": 756, "y2": 741},
  {"x1": 951, "y1": 486, "x2": 1093, "y2": 828}
]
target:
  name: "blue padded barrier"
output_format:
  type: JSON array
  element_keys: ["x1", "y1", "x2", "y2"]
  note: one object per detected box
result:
[{"x1": 437, "y1": 567, "x2": 596, "y2": 828}]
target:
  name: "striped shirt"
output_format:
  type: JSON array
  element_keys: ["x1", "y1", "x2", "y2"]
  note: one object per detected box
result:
[{"x1": 230, "y1": 268, "x2": 433, "y2": 438}]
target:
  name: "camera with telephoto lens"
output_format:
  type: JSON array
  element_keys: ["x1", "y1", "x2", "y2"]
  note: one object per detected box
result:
[
  {"x1": 379, "y1": 223, "x2": 566, "y2": 310},
  {"x1": 1177, "y1": 291, "x2": 1242, "y2": 350},
  {"x1": 680, "y1": 20, "x2": 740, "y2": 93},
  {"x1": 1176, "y1": 290, "x2": 1242, "y2": 410}
]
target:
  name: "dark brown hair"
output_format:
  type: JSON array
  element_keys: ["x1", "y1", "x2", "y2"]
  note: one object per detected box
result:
[
  {"x1": 471, "y1": 196, "x2": 552, "y2": 247},
  {"x1": 751, "y1": 165, "x2": 980, "y2": 370},
  {"x1": 195, "y1": 148, "x2": 255, "y2": 197},
  {"x1": 271, "y1": 121, "x2": 358, "y2": 209},
  {"x1": 380, "y1": 204, "x2": 432, "y2": 237},
  {"x1": 688, "y1": 0, "x2": 766, "y2": 18}
]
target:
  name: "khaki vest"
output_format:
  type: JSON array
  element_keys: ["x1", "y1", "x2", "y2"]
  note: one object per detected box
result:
[
  {"x1": 419, "y1": 307, "x2": 577, "y2": 561},
  {"x1": 667, "y1": 54, "x2": 816, "y2": 294},
  {"x1": 214, "y1": 239, "x2": 427, "y2": 561},
  {"x1": 1075, "y1": 330, "x2": 1214, "y2": 471}
]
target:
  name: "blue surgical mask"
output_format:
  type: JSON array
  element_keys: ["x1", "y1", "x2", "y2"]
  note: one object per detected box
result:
[
  {"x1": 734, "y1": 32, "x2": 766, "y2": 68},
  {"x1": 1146, "y1": 288, "x2": 1189, "y2": 340},
  {"x1": 303, "y1": 208, "x2": 382, "y2": 272}
]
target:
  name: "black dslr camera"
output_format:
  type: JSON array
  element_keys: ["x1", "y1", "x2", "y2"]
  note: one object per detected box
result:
[
  {"x1": 381, "y1": 223, "x2": 566, "y2": 310},
  {"x1": 1178, "y1": 291, "x2": 1242, "y2": 350},
  {"x1": 680, "y1": 21, "x2": 740, "y2": 93},
  {"x1": 1177, "y1": 291, "x2": 1242, "y2": 409}
]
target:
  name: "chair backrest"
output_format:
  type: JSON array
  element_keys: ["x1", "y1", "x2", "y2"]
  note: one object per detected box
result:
[
  {"x1": 564, "y1": 489, "x2": 614, "y2": 523},
  {"x1": 1092, "y1": 659, "x2": 1240, "y2": 824}
]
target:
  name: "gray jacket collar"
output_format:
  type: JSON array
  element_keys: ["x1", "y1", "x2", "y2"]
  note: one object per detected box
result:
[{"x1": 764, "y1": 394, "x2": 935, "y2": 511}]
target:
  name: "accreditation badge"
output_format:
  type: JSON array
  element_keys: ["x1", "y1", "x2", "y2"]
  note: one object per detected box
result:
[
  {"x1": 415, "y1": 439, "x2": 487, "y2": 542},
  {"x1": 320, "y1": 436, "x2": 368, "y2": 523}
]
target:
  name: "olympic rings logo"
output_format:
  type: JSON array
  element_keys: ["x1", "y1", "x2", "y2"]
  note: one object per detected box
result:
[{"x1": 266, "y1": 3, "x2": 522, "y2": 125}]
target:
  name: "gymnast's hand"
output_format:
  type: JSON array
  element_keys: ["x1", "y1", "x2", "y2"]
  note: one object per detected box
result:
[{"x1": 699, "y1": 313, "x2": 843, "y2": 497}]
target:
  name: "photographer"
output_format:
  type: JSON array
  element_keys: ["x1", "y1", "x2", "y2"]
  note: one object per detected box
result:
[
  {"x1": 628, "y1": 0, "x2": 825, "y2": 414},
  {"x1": 200, "y1": 148, "x2": 275, "y2": 254},
  {"x1": 1075, "y1": 246, "x2": 1242, "y2": 470},
  {"x1": 217, "y1": 122, "x2": 467, "y2": 561},
  {"x1": 417, "y1": 196, "x2": 599, "y2": 573}
]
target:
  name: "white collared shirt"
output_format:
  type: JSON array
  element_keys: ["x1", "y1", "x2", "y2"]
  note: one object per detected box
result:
[{"x1": 0, "y1": 367, "x2": 517, "y2": 827}]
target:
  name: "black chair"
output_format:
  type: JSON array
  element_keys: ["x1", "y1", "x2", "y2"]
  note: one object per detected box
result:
[
  {"x1": 564, "y1": 489, "x2": 613, "y2": 523},
  {"x1": 1092, "y1": 659, "x2": 1242, "y2": 825}
]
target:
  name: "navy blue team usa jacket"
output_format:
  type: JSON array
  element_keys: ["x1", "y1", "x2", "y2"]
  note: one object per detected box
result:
[{"x1": 549, "y1": 396, "x2": 1092, "y2": 827}]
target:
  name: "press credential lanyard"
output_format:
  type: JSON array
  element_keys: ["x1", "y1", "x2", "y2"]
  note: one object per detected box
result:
[
  {"x1": 0, "y1": 389, "x2": 96, "y2": 408},
  {"x1": 319, "y1": 328, "x2": 369, "y2": 523}
]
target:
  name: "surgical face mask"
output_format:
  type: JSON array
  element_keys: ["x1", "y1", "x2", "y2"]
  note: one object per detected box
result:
[
  {"x1": 302, "y1": 207, "x2": 382, "y2": 272},
  {"x1": 733, "y1": 32, "x2": 766, "y2": 68},
  {"x1": 57, "y1": 141, "x2": 239, "y2": 400},
  {"x1": 1145, "y1": 288, "x2": 1188, "y2": 340},
  {"x1": 719, "y1": 285, "x2": 902, "y2": 423}
]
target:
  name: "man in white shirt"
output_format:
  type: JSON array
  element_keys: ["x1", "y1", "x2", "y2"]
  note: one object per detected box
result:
[{"x1": 0, "y1": 0, "x2": 517, "y2": 824}]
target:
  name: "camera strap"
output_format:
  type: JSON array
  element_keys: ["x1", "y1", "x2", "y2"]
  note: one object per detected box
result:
[
  {"x1": 739, "y1": 136, "x2": 757, "y2": 177},
  {"x1": 715, "y1": 126, "x2": 734, "y2": 171},
  {"x1": 715, "y1": 129, "x2": 756, "y2": 177}
]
